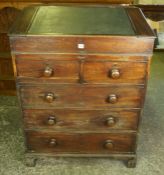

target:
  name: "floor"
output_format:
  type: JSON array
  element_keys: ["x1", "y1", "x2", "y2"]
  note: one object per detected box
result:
[{"x1": 0, "y1": 52, "x2": 164, "y2": 175}]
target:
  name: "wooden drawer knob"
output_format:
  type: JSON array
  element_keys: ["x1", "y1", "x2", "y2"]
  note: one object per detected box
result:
[
  {"x1": 106, "y1": 116, "x2": 116, "y2": 126},
  {"x1": 47, "y1": 116, "x2": 56, "y2": 125},
  {"x1": 45, "y1": 93, "x2": 55, "y2": 103},
  {"x1": 44, "y1": 66, "x2": 53, "y2": 77},
  {"x1": 104, "y1": 140, "x2": 114, "y2": 149},
  {"x1": 108, "y1": 94, "x2": 117, "y2": 104},
  {"x1": 49, "y1": 139, "x2": 57, "y2": 146},
  {"x1": 110, "y1": 68, "x2": 120, "y2": 79}
]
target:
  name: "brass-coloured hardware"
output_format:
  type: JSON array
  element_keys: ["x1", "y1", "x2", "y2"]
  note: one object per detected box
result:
[
  {"x1": 108, "y1": 94, "x2": 117, "y2": 104},
  {"x1": 45, "y1": 93, "x2": 55, "y2": 103},
  {"x1": 49, "y1": 139, "x2": 57, "y2": 146},
  {"x1": 106, "y1": 116, "x2": 116, "y2": 126},
  {"x1": 104, "y1": 140, "x2": 114, "y2": 149},
  {"x1": 44, "y1": 66, "x2": 53, "y2": 77},
  {"x1": 110, "y1": 68, "x2": 120, "y2": 79},
  {"x1": 47, "y1": 116, "x2": 56, "y2": 125}
]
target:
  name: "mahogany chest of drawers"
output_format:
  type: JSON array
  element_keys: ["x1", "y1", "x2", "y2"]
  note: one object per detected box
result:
[{"x1": 9, "y1": 5, "x2": 155, "y2": 168}]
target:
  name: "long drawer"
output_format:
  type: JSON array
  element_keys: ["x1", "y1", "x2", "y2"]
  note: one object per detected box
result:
[
  {"x1": 26, "y1": 131, "x2": 136, "y2": 154},
  {"x1": 19, "y1": 84, "x2": 144, "y2": 109},
  {"x1": 10, "y1": 36, "x2": 154, "y2": 54},
  {"x1": 15, "y1": 54, "x2": 148, "y2": 84},
  {"x1": 23, "y1": 109, "x2": 140, "y2": 131}
]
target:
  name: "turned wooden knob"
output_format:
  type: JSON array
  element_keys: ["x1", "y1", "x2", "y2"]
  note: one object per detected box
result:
[
  {"x1": 108, "y1": 94, "x2": 117, "y2": 104},
  {"x1": 104, "y1": 140, "x2": 114, "y2": 149},
  {"x1": 45, "y1": 93, "x2": 55, "y2": 103},
  {"x1": 49, "y1": 139, "x2": 57, "y2": 146},
  {"x1": 44, "y1": 66, "x2": 53, "y2": 77},
  {"x1": 110, "y1": 68, "x2": 120, "y2": 79},
  {"x1": 47, "y1": 116, "x2": 56, "y2": 125},
  {"x1": 106, "y1": 116, "x2": 116, "y2": 126}
]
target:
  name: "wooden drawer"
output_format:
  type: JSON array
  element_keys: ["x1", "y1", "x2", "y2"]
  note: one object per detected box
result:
[
  {"x1": 10, "y1": 36, "x2": 154, "y2": 54},
  {"x1": 16, "y1": 58, "x2": 79, "y2": 83},
  {"x1": 15, "y1": 54, "x2": 148, "y2": 84},
  {"x1": 26, "y1": 131, "x2": 136, "y2": 154},
  {"x1": 83, "y1": 61, "x2": 147, "y2": 84},
  {"x1": 19, "y1": 84, "x2": 144, "y2": 109},
  {"x1": 23, "y1": 109, "x2": 139, "y2": 131}
]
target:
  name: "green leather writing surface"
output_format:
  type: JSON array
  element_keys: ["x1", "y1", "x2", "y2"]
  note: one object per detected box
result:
[{"x1": 28, "y1": 6, "x2": 135, "y2": 35}]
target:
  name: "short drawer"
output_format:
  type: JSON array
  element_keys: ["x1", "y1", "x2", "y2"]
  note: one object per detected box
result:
[
  {"x1": 83, "y1": 61, "x2": 147, "y2": 84},
  {"x1": 23, "y1": 109, "x2": 139, "y2": 131},
  {"x1": 16, "y1": 58, "x2": 79, "y2": 83},
  {"x1": 26, "y1": 131, "x2": 136, "y2": 154},
  {"x1": 19, "y1": 84, "x2": 144, "y2": 108}
]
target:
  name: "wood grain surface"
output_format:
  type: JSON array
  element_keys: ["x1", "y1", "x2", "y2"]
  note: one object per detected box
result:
[
  {"x1": 26, "y1": 130, "x2": 136, "y2": 154},
  {"x1": 15, "y1": 55, "x2": 148, "y2": 84},
  {"x1": 8, "y1": 5, "x2": 155, "y2": 166},
  {"x1": 19, "y1": 84, "x2": 144, "y2": 109},
  {"x1": 23, "y1": 109, "x2": 140, "y2": 131},
  {"x1": 10, "y1": 36, "x2": 154, "y2": 54}
]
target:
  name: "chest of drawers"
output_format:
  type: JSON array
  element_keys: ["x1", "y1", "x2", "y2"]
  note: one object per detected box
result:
[{"x1": 9, "y1": 5, "x2": 155, "y2": 168}]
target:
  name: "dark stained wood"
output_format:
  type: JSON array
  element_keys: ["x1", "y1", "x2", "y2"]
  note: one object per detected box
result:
[
  {"x1": 23, "y1": 109, "x2": 140, "y2": 131},
  {"x1": 10, "y1": 36, "x2": 155, "y2": 54},
  {"x1": 0, "y1": 7, "x2": 21, "y2": 33},
  {"x1": 133, "y1": 5, "x2": 164, "y2": 51},
  {"x1": 16, "y1": 58, "x2": 80, "y2": 83},
  {"x1": 0, "y1": 7, "x2": 20, "y2": 95},
  {"x1": 134, "y1": 5, "x2": 164, "y2": 22},
  {"x1": 26, "y1": 131, "x2": 136, "y2": 154},
  {"x1": 0, "y1": 79, "x2": 16, "y2": 95},
  {"x1": 4, "y1": 3, "x2": 162, "y2": 96},
  {"x1": 19, "y1": 84, "x2": 144, "y2": 109},
  {"x1": 0, "y1": 53, "x2": 16, "y2": 95},
  {"x1": 125, "y1": 7, "x2": 155, "y2": 37},
  {"x1": 15, "y1": 54, "x2": 150, "y2": 61},
  {"x1": 0, "y1": 55, "x2": 14, "y2": 79},
  {"x1": 83, "y1": 61, "x2": 147, "y2": 84},
  {"x1": 9, "y1": 6, "x2": 39, "y2": 35},
  {"x1": 15, "y1": 54, "x2": 148, "y2": 84},
  {"x1": 9, "y1": 6, "x2": 155, "y2": 167},
  {"x1": 0, "y1": 33, "x2": 10, "y2": 52}
]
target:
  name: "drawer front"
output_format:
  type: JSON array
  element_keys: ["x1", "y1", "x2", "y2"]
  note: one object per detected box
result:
[
  {"x1": 26, "y1": 131, "x2": 136, "y2": 154},
  {"x1": 83, "y1": 61, "x2": 147, "y2": 84},
  {"x1": 14, "y1": 54, "x2": 149, "y2": 84},
  {"x1": 16, "y1": 58, "x2": 79, "y2": 83},
  {"x1": 19, "y1": 85, "x2": 144, "y2": 108},
  {"x1": 10, "y1": 36, "x2": 154, "y2": 54},
  {"x1": 23, "y1": 109, "x2": 139, "y2": 131}
]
